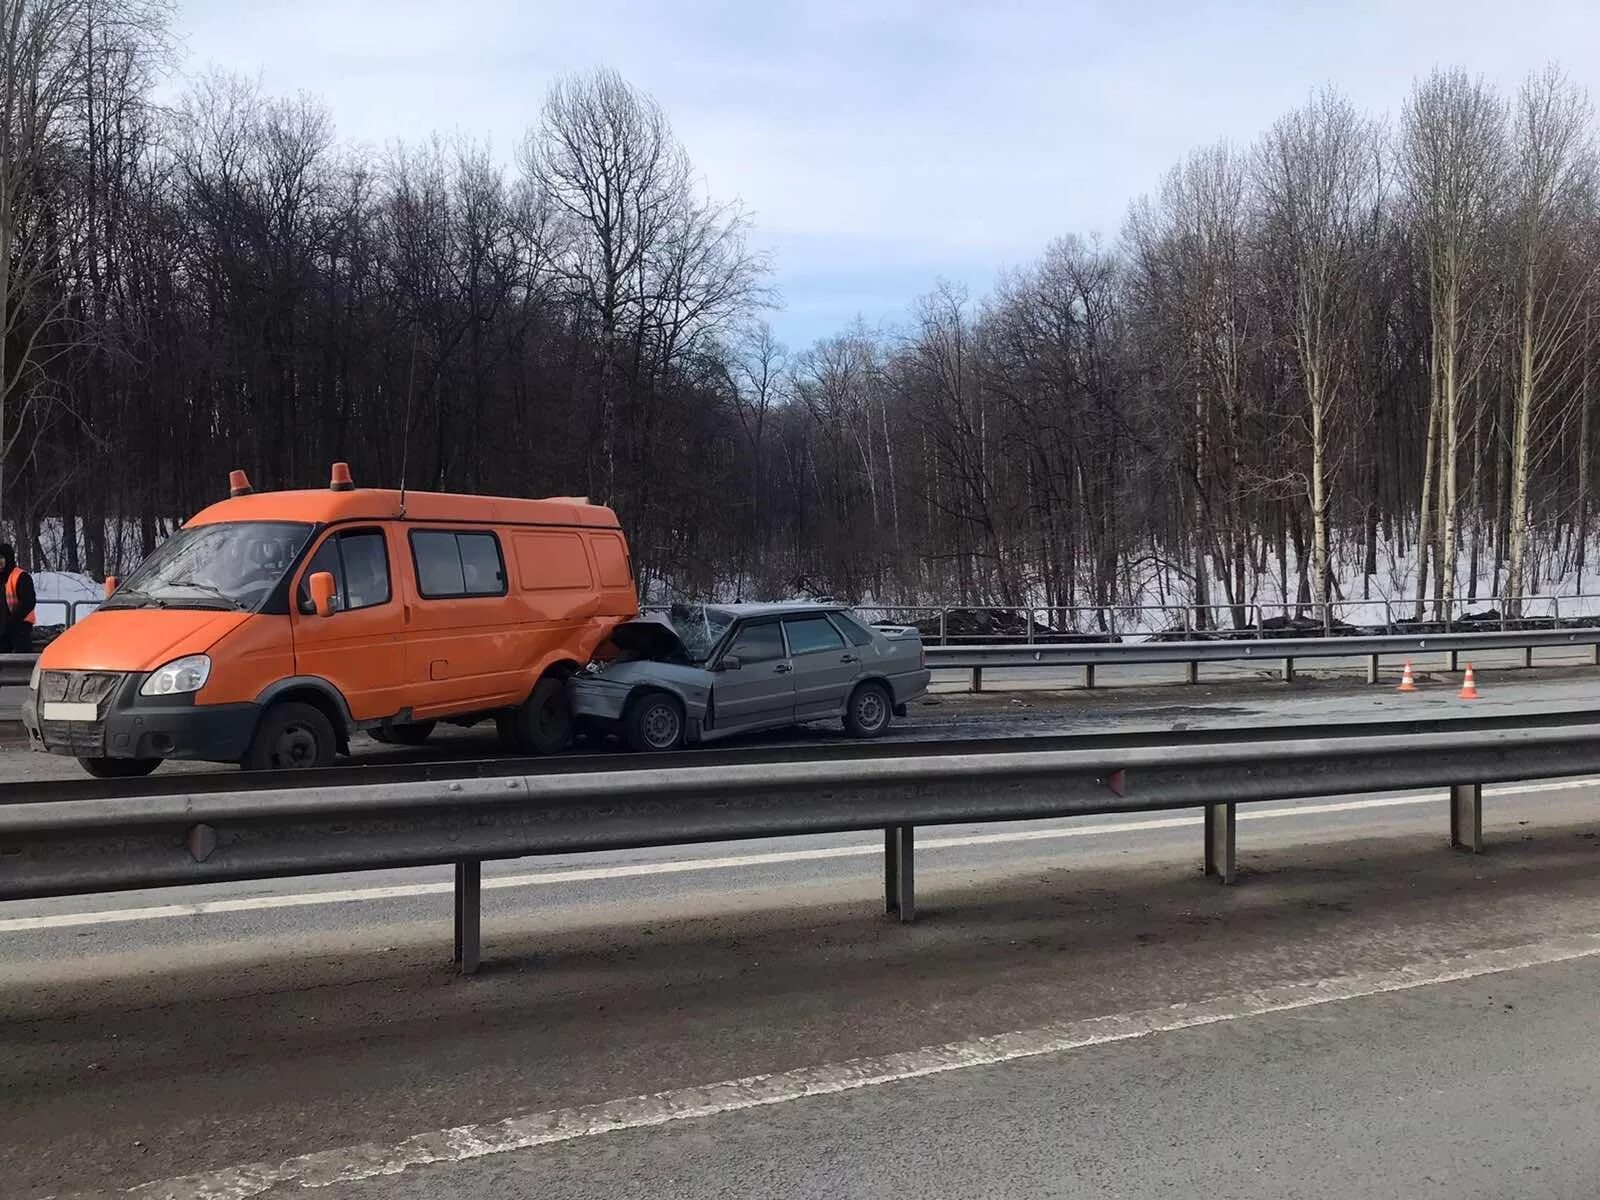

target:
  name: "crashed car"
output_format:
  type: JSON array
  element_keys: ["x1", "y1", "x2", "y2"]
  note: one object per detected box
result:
[{"x1": 570, "y1": 602, "x2": 931, "y2": 752}]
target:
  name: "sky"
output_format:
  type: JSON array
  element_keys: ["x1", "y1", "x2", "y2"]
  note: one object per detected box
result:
[{"x1": 174, "y1": 0, "x2": 1600, "y2": 348}]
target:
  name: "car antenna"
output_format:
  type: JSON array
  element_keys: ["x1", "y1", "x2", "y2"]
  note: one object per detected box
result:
[{"x1": 398, "y1": 328, "x2": 418, "y2": 517}]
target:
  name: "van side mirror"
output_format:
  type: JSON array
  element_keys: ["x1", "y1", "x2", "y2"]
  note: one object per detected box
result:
[
  {"x1": 103, "y1": 575, "x2": 118, "y2": 598},
  {"x1": 308, "y1": 571, "x2": 337, "y2": 618},
  {"x1": 716, "y1": 655, "x2": 742, "y2": 672}
]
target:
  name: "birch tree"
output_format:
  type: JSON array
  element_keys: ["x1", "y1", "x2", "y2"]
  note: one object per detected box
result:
[
  {"x1": 1502, "y1": 66, "x2": 1594, "y2": 612},
  {"x1": 1400, "y1": 70, "x2": 1506, "y2": 616},
  {"x1": 1255, "y1": 88, "x2": 1380, "y2": 622}
]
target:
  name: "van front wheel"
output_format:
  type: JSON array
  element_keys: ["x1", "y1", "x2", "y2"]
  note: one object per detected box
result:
[
  {"x1": 243, "y1": 702, "x2": 337, "y2": 771},
  {"x1": 505, "y1": 677, "x2": 573, "y2": 756}
]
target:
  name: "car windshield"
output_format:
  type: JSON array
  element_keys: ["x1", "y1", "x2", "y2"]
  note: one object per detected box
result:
[
  {"x1": 106, "y1": 521, "x2": 315, "y2": 612},
  {"x1": 668, "y1": 603, "x2": 736, "y2": 663}
]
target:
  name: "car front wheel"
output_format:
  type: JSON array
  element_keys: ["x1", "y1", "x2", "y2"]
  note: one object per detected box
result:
[{"x1": 625, "y1": 692, "x2": 685, "y2": 752}]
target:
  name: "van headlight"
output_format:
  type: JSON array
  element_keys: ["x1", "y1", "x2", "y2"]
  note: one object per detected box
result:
[{"x1": 140, "y1": 655, "x2": 211, "y2": 697}]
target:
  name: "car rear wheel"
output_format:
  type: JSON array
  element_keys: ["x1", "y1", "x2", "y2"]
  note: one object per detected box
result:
[
  {"x1": 78, "y1": 756, "x2": 161, "y2": 779},
  {"x1": 372, "y1": 720, "x2": 436, "y2": 746},
  {"x1": 505, "y1": 677, "x2": 573, "y2": 755},
  {"x1": 624, "y1": 692, "x2": 685, "y2": 753},
  {"x1": 242, "y1": 702, "x2": 337, "y2": 771},
  {"x1": 844, "y1": 681, "x2": 892, "y2": 738}
]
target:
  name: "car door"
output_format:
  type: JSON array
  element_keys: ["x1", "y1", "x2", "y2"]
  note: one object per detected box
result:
[
  {"x1": 782, "y1": 613, "x2": 862, "y2": 719},
  {"x1": 291, "y1": 526, "x2": 409, "y2": 721},
  {"x1": 709, "y1": 619, "x2": 794, "y2": 731}
]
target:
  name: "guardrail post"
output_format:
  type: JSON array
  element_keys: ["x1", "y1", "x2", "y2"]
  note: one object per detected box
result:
[
  {"x1": 971, "y1": 667, "x2": 983, "y2": 693},
  {"x1": 1186, "y1": 661, "x2": 1198, "y2": 685},
  {"x1": 1204, "y1": 803, "x2": 1236, "y2": 884},
  {"x1": 1367, "y1": 654, "x2": 1379, "y2": 685},
  {"x1": 1449, "y1": 784, "x2": 1483, "y2": 854},
  {"x1": 1282, "y1": 657, "x2": 1294, "y2": 684},
  {"x1": 1524, "y1": 646, "x2": 1534, "y2": 669},
  {"x1": 1449, "y1": 650, "x2": 1459, "y2": 672},
  {"x1": 1593, "y1": 642, "x2": 1600, "y2": 668},
  {"x1": 884, "y1": 825, "x2": 915, "y2": 922},
  {"x1": 453, "y1": 859, "x2": 482, "y2": 974},
  {"x1": 1083, "y1": 664, "x2": 1096, "y2": 689}
]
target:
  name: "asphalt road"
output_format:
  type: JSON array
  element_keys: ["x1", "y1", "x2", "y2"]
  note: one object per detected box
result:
[
  {"x1": 7, "y1": 657, "x2": 1600, "y2": 783},
  {"x1": 9, "y1": 765, "x2": 1600, "y2": 1198}
]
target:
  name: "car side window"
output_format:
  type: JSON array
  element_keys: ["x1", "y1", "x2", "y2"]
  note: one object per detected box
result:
[
  {"x1": 784, "y1": 615, "x2": 846, "y2": 655},
  {"x1": 410, "y1": 530, "x2": 506, "y2": 599},
  {"x1": 297, "y1": 529, "x2": 391, "y2": 614},
  {"x1": 726, "y1": 621, "x2": 785, "y2": 664},
  {"x1": 830, "y1": 612, "x2": 875, "y2": 647}
]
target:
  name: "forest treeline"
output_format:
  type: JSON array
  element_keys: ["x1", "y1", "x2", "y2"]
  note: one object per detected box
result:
[{"x1": 3, "y1": 1, "x2": 1599, "y2": 623}]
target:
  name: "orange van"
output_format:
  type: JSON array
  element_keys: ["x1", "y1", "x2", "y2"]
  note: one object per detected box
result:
[{"x1": 21, "y1": 465, "x2": 638, "y2": 777}]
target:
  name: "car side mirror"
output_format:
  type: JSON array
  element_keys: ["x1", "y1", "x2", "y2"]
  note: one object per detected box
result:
[
  {"x1": 716, "y1": 655, "x2": 742, "y2": 672},
  {"x1": 308, "y1": 571, "x2": 337, "y2": 618}
]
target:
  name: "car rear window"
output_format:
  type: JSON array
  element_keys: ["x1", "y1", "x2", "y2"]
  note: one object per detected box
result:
[{"x1": 784, "y1": 615, "x2": 846, "y2": 655}]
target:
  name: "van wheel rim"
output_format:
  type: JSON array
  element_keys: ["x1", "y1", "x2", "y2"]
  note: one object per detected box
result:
[
  {"x1": 856, "y1": 691, "x2": 886, "y2": 730},
  {"x1": 276, "y1": 724, "x2": 319, "y2": 767},
  {"x1": 643, "y1": 704, "x2": 681, "y2": 748}
]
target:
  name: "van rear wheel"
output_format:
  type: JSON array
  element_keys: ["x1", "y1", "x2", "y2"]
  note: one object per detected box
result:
[
  {"x1": 79, "y1": 756, "x2": 161, "y2": 779},
  {"x1": 504, "y1": 677, "x2": 573, "y2": 756},
  {"x1": 243, "y1": 702, "x2": 337, "y2": 771}
]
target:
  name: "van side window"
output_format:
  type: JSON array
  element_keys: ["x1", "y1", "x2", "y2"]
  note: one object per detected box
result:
[
  {"x1": 410, "y1": 530, "x2": 507, "y2": 599},
  {"x1": 297, "y1": 529, "x2": 391, "y2": 614}
]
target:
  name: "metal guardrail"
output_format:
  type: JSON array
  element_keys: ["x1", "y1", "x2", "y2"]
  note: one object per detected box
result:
[
  {"x1": 6, "y1": 625, "x2": 1600, "y2": 699},
  {"x1": 6, "y1": 722, "x2": 1600, "y2": 973},
  {"x1": 924, "y1": 627, "x2": 1600, "y2": 690}
]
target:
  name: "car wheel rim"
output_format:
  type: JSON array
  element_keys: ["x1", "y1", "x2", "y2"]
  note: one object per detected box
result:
[
  {"x1": 643, "y1": 704, "x2": 680, "y2": 748},
  {"x1": 857, "y1": 692, "x2": 886, "y2": 730},
  {"x1": 276, "y1": 724, "x2": 318, "y2": 768}
]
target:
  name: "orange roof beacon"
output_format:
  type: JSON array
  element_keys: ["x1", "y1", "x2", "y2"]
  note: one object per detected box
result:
[{"x1": 22, "y1": 464, "x2": 639, "y2": 777}]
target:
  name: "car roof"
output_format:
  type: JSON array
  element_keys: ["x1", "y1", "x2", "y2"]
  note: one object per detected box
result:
[{"x1": 690, "y1": 601, "x2": 848, "y2": 619}]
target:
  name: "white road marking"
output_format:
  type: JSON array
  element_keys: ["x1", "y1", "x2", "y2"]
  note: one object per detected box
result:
[
  {"x1": 7, "y1": 777, "x2": 1596, "y2": 935},
  {"x1": 104, "y1": 931, "x2": 1600, "y2": 1200}
]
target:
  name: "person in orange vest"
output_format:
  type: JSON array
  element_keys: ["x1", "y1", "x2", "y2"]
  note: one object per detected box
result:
[{"x1": 0, "y1": 542, "x2": 37, "y2": 653}]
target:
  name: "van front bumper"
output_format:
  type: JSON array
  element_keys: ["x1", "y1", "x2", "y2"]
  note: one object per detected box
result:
[{"x1": 22, "y1": 675, "x2": 259, "y2": 764}]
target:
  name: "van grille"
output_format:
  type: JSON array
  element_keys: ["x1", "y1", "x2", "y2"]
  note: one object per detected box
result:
[{"x1": 39, "y1": 670, "x2": 123, "y2": 711}]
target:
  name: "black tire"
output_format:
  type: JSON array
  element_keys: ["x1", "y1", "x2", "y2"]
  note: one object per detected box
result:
[
  {"x1": 373, "y1": 720, "x2": 435, "y2": 747},
  {"x1": 624, "y1": 691, "x2": 686, "y2": 753},
  {"x1": 505, "y1": 676, "x2": 573, "y2": 755},
  {"x1": 242, "y1": 701, "x2": 337, "y2": 771},
  {"x1": 843, "y1": 681, "x2": 893, "y2": 738},
  {"x1": 78, "y1": 756, "x2": 161, "y2": 779}
]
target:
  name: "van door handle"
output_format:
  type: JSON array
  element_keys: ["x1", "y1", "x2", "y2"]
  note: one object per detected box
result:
[
  {"x1": 774, "y1": 663, "x2": 793, "y2": 674},
  {"x1": 403, "y1": 603, "x2": 413, "y2": 625}
]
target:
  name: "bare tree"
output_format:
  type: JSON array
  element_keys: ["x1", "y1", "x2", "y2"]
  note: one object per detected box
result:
[
  {"x1": 1255, "y1": 87, "x2": 1381, "y2": 623},
  {"x1": 1502, "y1": 65, "x2": 1595, "y2": 611},
  {"x1": 1400, "y1": 69, "x2": 1507, "y2": 616},
  {"x1": 519, "y1": 69, "x2": 687, "y2": 511}
]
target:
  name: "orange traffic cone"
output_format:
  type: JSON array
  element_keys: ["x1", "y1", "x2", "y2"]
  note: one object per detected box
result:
[
  {"x1": 1397, "y1": 661, "x2": 1418, "y2": 693},
  {"x1": 1459, "y1": 663, "x2": 1480, "y2": 700}
]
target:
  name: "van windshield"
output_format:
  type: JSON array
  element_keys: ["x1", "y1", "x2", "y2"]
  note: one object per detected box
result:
[{"x1": 106, "y1": 522, "x2": 315, "y2": 612}]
